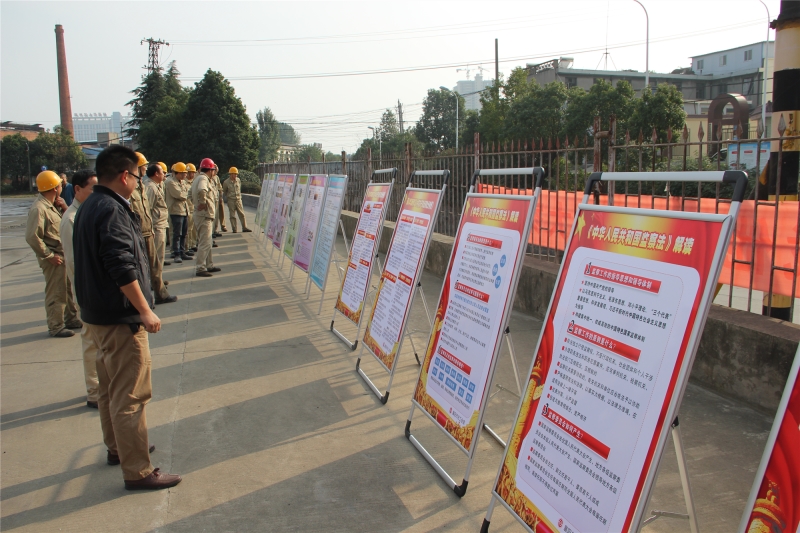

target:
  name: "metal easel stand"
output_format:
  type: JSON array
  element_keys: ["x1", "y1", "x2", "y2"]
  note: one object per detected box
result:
[
  {"x1": 330, "y1": 251, "x2": 381, "y2": 351},
  {"x1": 404, "y1": 282, "x2": 433, "y2": 365},
  {"x1": 640, "y1": 417, "x2": 699, "y2": 533},
  {"x1": 482, "y1": 326, "x2": 523, "y2": 448},
  {"x1": 311, "y1": 219, "x2": 350, "y2": 306},
  {"x1": 355, "y1": 282, "x2": 432, "y2": 403}
]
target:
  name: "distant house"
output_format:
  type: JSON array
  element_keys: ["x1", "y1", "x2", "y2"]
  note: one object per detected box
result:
[
  {"x1": 276, "y1": 143, "x2": 298, "y2": 162},
  {"x1": 0, "y1": 121, "x2": 44, "y2": 141}
]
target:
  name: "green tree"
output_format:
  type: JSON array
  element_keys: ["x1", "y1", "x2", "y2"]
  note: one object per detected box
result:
[
  {"x1": 324, "y1": 151, "x2": 342, "y2": 162},
  {"x1": 564, "y1": 79, "x2": 635, "y2": 142},
  {"x1": 31, "y1": 127, "x2": 88, "y2": 174},
  {"x1": 504, "y1": 81, "x2": 575, "y2": 142},
  {"x1": 415, "y1": 88, "x2": 465, "y2": 152},
  {"x1": 181, "y1": 69, "x2": 259, "y2": 171},
  {"x1": 379, "y1": 109, "x2": 400, "y2": 139},
  {"x1": 294, "y1": 144, "x2": 324, "y2": 162},
  {"x1": 0, "y1": 134, "x2": 31, "y2": 190},
  {"x1": 628, "y1": 84, "x2": 686, "y2": 144},
  {"x1": 476, "y1": 80, "x2": 508, "y2": 145},
  {"x1": 256, "y1": 107, "x2": 281, "y2": 162},
  {"x1": 278, "y1": 122, "x2": 301, "y2": 145}
]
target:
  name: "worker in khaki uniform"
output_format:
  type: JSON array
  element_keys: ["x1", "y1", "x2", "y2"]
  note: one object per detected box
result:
[
  {"x1": 143, "y1": 164, "x2": 177, "y2": 304},
  {"x1": 185, "y1": 163, "x2": 198, "y2": 251},
  {"x1": 190, "y1": 158, "x2": 222, "y2": 277},
  {"x1": 165, "y1": 163, "x2": 192, "y2": 263},
  {"x1": 25, "y1": 170, "x2": 82, "y2": 337},
  {"x1": 60, "y1": 169, "x2": 100, "y2": 407},
  {"x1": 222, "y1": 167, "x2": 252, "y2": 233},
  {"x1": 131, "y1": 153, "x2": 171, "y2": 302},
  {"x1": 213, "y1": 166, "x2": 227, "y2": 237}
]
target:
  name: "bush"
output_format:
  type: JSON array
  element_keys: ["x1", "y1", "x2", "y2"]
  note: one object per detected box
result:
[{"x1": 221, "y1": 169, "x2": 261, "y2": 195}]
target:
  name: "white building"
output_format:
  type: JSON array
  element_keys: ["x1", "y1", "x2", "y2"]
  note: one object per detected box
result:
[
  {"x1": 453, "y1": 73, "x2": 494, "y2": 111},
  {"x1": 72, "y1": 112, "x2": 132, "y2": 143}
]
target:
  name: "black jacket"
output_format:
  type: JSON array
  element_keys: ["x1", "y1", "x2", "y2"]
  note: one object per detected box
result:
[{"x1": 73, "y1": 185, "x2": 154, "y2": 325}]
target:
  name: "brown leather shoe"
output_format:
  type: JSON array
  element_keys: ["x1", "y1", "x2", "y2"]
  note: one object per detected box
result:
[
  {"x1": 124, "y1": 468, "x2": 182, "y2": 490},
  {"x1": 107, "y1": 444, "x2": 156, "y2": 465}
]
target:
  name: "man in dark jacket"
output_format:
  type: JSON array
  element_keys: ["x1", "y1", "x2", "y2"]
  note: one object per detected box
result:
[{"x1": 73, "y1": 145, "x2": 181, "y2": 491}]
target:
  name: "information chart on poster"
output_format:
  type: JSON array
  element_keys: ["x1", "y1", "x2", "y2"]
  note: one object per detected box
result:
[
  {"x1": 740, "y1": 348, "x2": 800, "y2": 533},
  {"x1": 334, "y1": 183, "x2": 392, "y2": 324},
  {"x1": 294, "y1": 175, "x2": 327, "y2": 272},
  {"x1": 254, "y1": 177, "x2": 269, "y2": 228},
  {"x1": 494, "y1": 208, "x2": 728, "y2": 533},
  {"x1": 271, "y1": 174, "x2": 296, "y2": 250},
  {"x1": 363, "y1": 189, "x2": 442, "y2": 370},
  {"x1": 258, "y1": 174, "x2": 277, "y2": 230},
  {"x1": 266, "y1": 174, "x2": 286, "y2": 241},
  {"x1": 413, "y1": 195, "x2": 533, "y2": 451},
  {"x1": 310, "y1": 175, "x2": 347, "y2": 289},
  {"x1": 284, "y1": 175, "x2": 309, "y2": 260}
]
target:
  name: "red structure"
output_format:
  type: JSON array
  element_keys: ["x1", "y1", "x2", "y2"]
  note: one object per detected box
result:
[{"x1": 54, "y1": 24, "x2": 74, "y2": 139}]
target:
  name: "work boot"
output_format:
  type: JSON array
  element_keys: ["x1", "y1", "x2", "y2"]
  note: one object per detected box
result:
[
  {"x1": 107, "y1": 444, "x2": 157, "y2": 465},
  {"x1": 180, "y1": 253, "x2": 193, "y2": 260},
  {"x1": 196, "y1": 271, "x2": 213, "y2": 278},
  {"x1": 173, "y1": 256, "x2": 183, "y2": 264},
  {"x1": 164, "y1": 260, "x2": 172, "y2": 266},
  {"x1": 87, "y1": 401, "x2": 98, "y2": 409},
  {"x1": 65, "y1": 320, "x2": 84, "y2": 329},
  {"x1": 242, "y1": 228, "x2": 252, "y2": 232},
  {"x1": 190, "y1": 247, "x2": 198, "y2": 252},
  {"x1": 222, "y1": 226, "x2": 227, "y2": 232},
  {"x1": 51, "y1": 329, "x2": 75, "y2": 338},
  {"x1": 212, "y1": 242, "x2": 218, "y2": 248},
  {"x1": 207, "y1": 267, "x2": 221, "y2": 273},
  {"x1": 156, "y1": 295, "x2": 178, "y2": 304},
  {"x1": 124, "y1": 469, "x2": 182, "y2": 491}
]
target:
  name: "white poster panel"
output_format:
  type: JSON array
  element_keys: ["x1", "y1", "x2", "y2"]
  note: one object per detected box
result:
[
  {"x1": 271, "y1": 174, "x2": 296, "y2": 250},
  {"x1": 334, "y1": 182, "x2": 392, "y2": 325},
  {"x1": 294, "y1": 175, "x2": 327, "y2": 273},
  {"x1": 362, "y1": 188, "x2": 442, "y2": 371},
  {"x1": 254, "y1": 177, "x2": 269, "y2": 229},
  {"x1": 266, "y1": 174, "x2": 286, "y2": 242},
  {"x1": 283, "y1": 174, "x2": 310, "y2": 260},
  {"x1": 310, "y1": 175, "x2": 347, "y2": 289}
]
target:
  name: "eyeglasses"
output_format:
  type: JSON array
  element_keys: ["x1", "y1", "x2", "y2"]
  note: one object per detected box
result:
[{"x1": 125, "y1": 170, "x2": 142, "y2": 180}]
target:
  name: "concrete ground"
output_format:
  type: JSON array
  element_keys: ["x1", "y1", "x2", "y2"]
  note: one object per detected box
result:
[{"x1": 0, "y1": 197, "x2": 773, "y2": 532}]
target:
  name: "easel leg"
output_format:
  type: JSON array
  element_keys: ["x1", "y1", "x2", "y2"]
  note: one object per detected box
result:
[{"x1": 481, "y1": 497, "x2": 497, "y2": 533}]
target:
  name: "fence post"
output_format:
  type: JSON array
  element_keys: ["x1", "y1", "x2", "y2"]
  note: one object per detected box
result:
[
  {"x1": 607, "y1": 115, "x2": 617, "y2": 205},
  {"x1": 405, "y1": 142, "x2": 413, "y2": 183},
  {"x1": 592, "y1": 116, "x2": 606, "y2": 204},
  {"x1": 367, "y1": 146, "x2": 373, "y2": 179},
  {"x1": 341, "y1": 150, "x2": 347, "y2": 175}
]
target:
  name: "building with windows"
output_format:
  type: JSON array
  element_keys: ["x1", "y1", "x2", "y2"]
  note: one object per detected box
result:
[
  {"x1": 72, "y1": 111, "x2": 132, "y2": 143},
  {"x1": 0, "y1": 121, "x2": 44, "y2": 140},
  {"x1": 451, "y1": 73, "x2": 494, "y2": 111}
]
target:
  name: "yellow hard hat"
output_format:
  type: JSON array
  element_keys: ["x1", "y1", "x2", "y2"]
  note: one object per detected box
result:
[
  {"x1": 172, "y1": 162, "x2": 187, "y2": 173},
  {"x1": 228, "y1": 167, "x2": 238, "y2": 175},
  {"x1": 36, "y1": 170, "x2": 61, "y2": 192},
  {"x1": 135, "y1": 152, "x2": 148, "y2": 167},
  {"x1": 186, "y1": 163, "x2": 197, "y2": 172},
  {"x1": 158, "y1": 162, "x2": 168, "y2": 173}
]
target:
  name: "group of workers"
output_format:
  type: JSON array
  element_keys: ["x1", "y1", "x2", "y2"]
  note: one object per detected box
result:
[{"x1": 23, "y1": 144, "x2": 254, "y2": 490}]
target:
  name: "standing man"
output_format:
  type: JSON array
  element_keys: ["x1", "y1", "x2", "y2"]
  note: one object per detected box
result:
[
  {"x1": 213, "y1": 165, "x2": 227, "y2": 237},
  {"x1": 143, "y1": 164, "x2": 177, "y2": 304},
  {"x1": 25, "y1": 170, "x2": 81, "y2": 338},
  {"x1": 60, "y1": 173, "x2": 74, "y2": 206},
  {"x1": 73, "y1": 145, "x2": 181, "y2": 490},
  {"x1": 222, "y1": 167, "x2": 252, "y2": 233},
  {"x1": 185, "y1": 163, "x2": 198, "y2": 252},
  {"x1": 190, "y1": 159, "x2": 222, "y2": 278},
  {"x1": 130, "y1": 153, "x2": 171, "y2": 303},
  {"x1": 60, "y1": 169, "x2": 100, "y2": 407},
  {"x1": 166, "y1": 163, "x2": 192, "y2": 263}
]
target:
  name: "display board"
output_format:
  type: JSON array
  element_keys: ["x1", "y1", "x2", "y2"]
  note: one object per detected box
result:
[
  {"x1": 283, "y1": 174, "x2": 310, "y2": 261},
  {"x1": 293, "y1": 175, "x2": 328, "y2": 273},
  {"x1": 310, "y1": 175, "x2": 348, "y2": 290},
  {"x1": 363, "y1": 188, "x2": 443, "y2": 371},
  {"x1": 271, "y1": 174, "x2": 297, "y2": 250},
  {"x1": 266, "y1": 174, "x2": 287, "y2": 242},
  {"x1": 258, "y1": 174, "x2": 278, "y2": 232},
  {"x1": 412, "y1": 193, "x2": 536, "y2": 452},
  {"x1": 488, "y1": 205, "x2": 738, "y2": 532},
  {"x1": 254, "y1": 177, "x2": 270, "y2": 230},
  {"x1": 739, "y1": 346, "x2": 800, "y2": 533},
  {"x1": 333, "y1": 182, "x2": 393, "y2": 325}
]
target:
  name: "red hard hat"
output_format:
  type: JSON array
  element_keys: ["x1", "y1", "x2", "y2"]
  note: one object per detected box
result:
[{"x1": 199, "y1": 158, "x2": 216, "y2": 170}]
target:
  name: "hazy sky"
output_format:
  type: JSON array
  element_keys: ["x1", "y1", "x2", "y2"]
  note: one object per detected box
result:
[{"x1": 1, "y1": 0, "x2": 779, "y2": 152}]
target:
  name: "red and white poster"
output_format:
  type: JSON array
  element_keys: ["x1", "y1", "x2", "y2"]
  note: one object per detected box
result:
[
  {"x1": 334, "y1": 183, "x2": 392, "y2": 324},
  {"x1": 739, "y1": 348, "x2": 800, "y2": 533},
  {"x1": 413, "y1": 194, "x2": 533, "y2": 451},
  {"x1": 494, "y1": 207, "x2": 731, "y2": 532},
  {"x1": 363, "y1": 189, "x2": 442, "y2": 370}
]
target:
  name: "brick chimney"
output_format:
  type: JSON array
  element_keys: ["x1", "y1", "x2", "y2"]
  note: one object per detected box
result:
[{"x1": 54, "y1": 24, "x2": 74, "y2": 138}]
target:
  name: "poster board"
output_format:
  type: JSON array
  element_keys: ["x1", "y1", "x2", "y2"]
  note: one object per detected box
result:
[
  {"x1": 310, "y1": 175, "x2": 348, "y2": 290},
  {"x1": 258, "y1": 174, "x2": 278, "y2": 233},
  {"x1": 293, "y1": 175, "x2": 328, "y2": 273},
  {"x1": 254, "y1": 177, "x2": 270, "y2": 230},
  {"x1": 333, "y1": 182, "x2": 393, "y2": 325},
  {"x1": 266, "y1": 174, "x2": 287, "y2": 243},
  {"x1": 738, "y1": 346, "x2": 800, "y2": 533},
  {"x1": 410, "y1": 193, "x2": 536, "y2": 453},
  {"x1": 271, "y1": 174, "x2": 297, "y2": 251},
  {"x1": 283, "y1": 174, "x2": 310, "y2": 261},
  {"x1": 484, "y1": 170, "x2": 746, "y2": 533}
]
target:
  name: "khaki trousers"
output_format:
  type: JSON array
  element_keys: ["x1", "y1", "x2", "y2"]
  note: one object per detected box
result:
[
  {"x1": 194, "y1": 216, "x2": 214, "y2": 272},
  {"x1": 81, "y1": 326, "x2": 100, "y2": 401},
  {"x1": 227, "y1": 199, "x2": 248, "y2": 232},
  {"x1": 215, "y1": 199, "x2": 225, "y2": 231},
  {"x1": 186, "y1": 211, "x2": 197, "y2": 250},
  {"x1": 145, "y1": 234, "x2": 169, "y2": 301},
  {"x1": 86, "y1": 323, "x2": 154, "y2": 481},
  {"x1": 40, "y1": 258, "x2": 79, "y2": 335}
]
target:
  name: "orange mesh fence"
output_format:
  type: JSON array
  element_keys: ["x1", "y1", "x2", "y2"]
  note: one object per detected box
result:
[{"x1": 478, "y1": 184, "x2": 800, "y2": 297}]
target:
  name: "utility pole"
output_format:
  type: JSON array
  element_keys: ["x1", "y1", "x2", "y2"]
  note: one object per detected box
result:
[
  {"x1": 495, "y1": 39, "x2": 499, "y2": 83},
  {"x1": 397, "y1": 100, "x2": 404, "y2": 134},
  {"x1": 140, "y1": 37, "x2": 169, "y2": 74}
]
